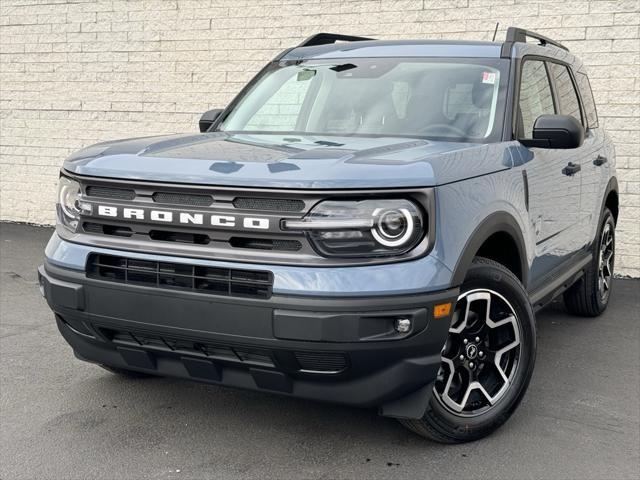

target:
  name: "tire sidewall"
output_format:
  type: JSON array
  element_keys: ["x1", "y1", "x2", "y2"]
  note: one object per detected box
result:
[
  {"x1": 427, "y1": 260, "x2": 537, "y2": 437},
  {"x1": 592, "y1": 208, "x2": 615, "y2": 309}
]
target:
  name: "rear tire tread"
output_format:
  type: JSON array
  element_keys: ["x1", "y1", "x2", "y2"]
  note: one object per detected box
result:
[{"x1": 563, "y1": 208, "x2": 614, "y2": 317}]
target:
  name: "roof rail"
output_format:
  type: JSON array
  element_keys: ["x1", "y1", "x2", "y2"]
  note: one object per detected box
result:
[
  {"x1": 297, "y1": 32, "x2": 375, "y2": 48},
  {"x1": 500, "y1": 27, "x2": 569, "y2": 58}
]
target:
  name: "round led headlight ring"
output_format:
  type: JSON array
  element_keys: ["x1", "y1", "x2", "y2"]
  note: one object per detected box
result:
[
  {"x1": 371, "y1": 207, "x2": 415, "y2": 247},
  {"x1": 59, "y1": 181, "x2": 80, "y2": 219}
]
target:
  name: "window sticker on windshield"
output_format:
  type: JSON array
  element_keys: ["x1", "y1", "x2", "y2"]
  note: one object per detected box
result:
[
  {"x1": 482, "y1": 72, "x2": 496, "y2": 84},
  {"x1": 297, "y1": 69, "x2": 316, "y2": 81}
]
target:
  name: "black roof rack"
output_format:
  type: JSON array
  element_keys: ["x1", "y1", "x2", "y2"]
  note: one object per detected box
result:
[
  {"x1": 297, "y1": 33, "x2": 375, "y2": 48},
  {"x1": 501, "y1": 27, "x2": 569, "y2": 57}
]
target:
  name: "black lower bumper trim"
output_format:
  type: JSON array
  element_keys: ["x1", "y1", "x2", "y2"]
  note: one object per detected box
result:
[
  {"x1": 41, "y1": 260, "x2": 458, "y2": 415},
  {"x1": 181, "y1": 357, "x2": 222, "y2": 382}
]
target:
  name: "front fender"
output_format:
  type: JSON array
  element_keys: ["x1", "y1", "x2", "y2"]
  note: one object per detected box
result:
[{"x1": 432, "y1": 168, "x2": 532, "y2": 288}]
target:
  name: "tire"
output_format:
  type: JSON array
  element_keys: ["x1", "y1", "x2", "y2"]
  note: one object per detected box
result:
[
  {"x1": 99, "y1": 364, "x2": 155, "y2": 379},
  {"x1": 563, "y1": 208, "x2": 615, "y2": 317},
  {"x1": 399, "y1": 257, "x2": 537, "y2": 443}
]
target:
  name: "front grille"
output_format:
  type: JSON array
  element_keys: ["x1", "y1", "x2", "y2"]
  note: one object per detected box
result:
[
  {"x1": 73, "y1": 176, "x2": 431, "y2": 266},
  {"x1": 233, "y1": 197, "x2": 305, "y2": 212},
  {"x1": 294, "y1": 351, "x2": 348, "y2": 373},
  {"x1": 81, "y1": 221, "x2": 302, "y2": 252},
  {"x1": 77, "y1": 180, "x2": 321, "y2": 264},
  {"x1": 86, "y1": 186, "x2": 135, "y2": 200},
  {"x1": 101, "y1": 327, "x2": 274, "y2": 367},
  {"x1": 87, "y1": 254, "x2": 273, "y2": 299},
  {"x1": 152, "y1": 191, "x2": 213, "y2": 206}
]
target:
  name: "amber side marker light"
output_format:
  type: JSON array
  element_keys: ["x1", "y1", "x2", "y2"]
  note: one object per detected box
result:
[{"x1": 434, "y1": 302, "x2": 452, "y2": 318}]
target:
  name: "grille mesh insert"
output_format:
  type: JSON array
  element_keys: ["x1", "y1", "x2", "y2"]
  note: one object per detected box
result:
[
  {"x1": 87, "y1": 254, "x2": 272, "y2": 299},
  {"x1": 86, "y1": 186, "x2": 136, "y2": 200},
  {"x1": 83, "y1": 222, "x2": 133, "y2": 237},
  {"x1": 152, "y1": 191, "x2": 213, "y2": 206},
  {"x1": 294, "y1": 351, "x2": 348, "y2": 373},
  {"x1": 229, "y1": 237, "x2": 302, "y2": 251},
  {"x1": 233, "y1": 197, "x2": 305, "y2": 212}
]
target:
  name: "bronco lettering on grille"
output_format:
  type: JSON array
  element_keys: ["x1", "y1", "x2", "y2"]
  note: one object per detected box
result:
[{"x1": 96, "y1": 205, "x2": 270, "y2": 229}]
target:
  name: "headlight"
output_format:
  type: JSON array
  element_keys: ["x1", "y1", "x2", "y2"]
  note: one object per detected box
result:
[
  {"x1": 283, "y1": 199, "x2": 425, "y2": 257},
  {"x1": 56, "y1": 176, "x2": 90, "y2": 232}
]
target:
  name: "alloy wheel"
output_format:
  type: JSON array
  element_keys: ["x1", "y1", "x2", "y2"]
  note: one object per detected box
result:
[
  {"x1": 434, "y1": 289, "x2": 522, "y2": 417},
  {"x1": 598, "y1": 222, "x2": 614, "y2": 302}
]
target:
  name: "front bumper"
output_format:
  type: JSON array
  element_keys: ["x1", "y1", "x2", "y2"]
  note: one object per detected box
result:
[{"x1": 39, "y1": 259, "x2": 457, "y2": 417}]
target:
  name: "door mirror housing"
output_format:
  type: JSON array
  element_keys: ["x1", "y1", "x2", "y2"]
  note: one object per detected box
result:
[
  {"x1": 199, "y1": 109, "x2": 224, "y2": 133},
  {"x1": 520, "y1": 114, "x2": 585, "y2": 149}
]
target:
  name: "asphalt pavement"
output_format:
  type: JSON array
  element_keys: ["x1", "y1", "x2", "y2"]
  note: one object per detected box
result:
[{"x1": 1, "y1": 222, "x2": 638, "y2": 480}]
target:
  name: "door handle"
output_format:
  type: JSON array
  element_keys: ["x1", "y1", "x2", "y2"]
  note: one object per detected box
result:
[
  {"x1": 593, "y1": 155, "x2": 608, "y2": 166},
  {"x1": 562, "y1": 162, "x2": 581, "y2": 176}
]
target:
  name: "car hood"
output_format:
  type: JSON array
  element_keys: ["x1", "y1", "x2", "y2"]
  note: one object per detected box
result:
[{"x1": 63, "y1": 132, "x2": 515, "y2": 189}]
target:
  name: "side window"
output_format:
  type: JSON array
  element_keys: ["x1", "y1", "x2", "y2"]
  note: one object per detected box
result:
[
  {"x1": 549, "y1": 62, "x2": 582, "y2": 125},
  {"x1": 518, "y1": 60, "x2": 555, "y2": 138},
  {"x1": 576, "y1": 72, "x2": 599, "y2": 128}
]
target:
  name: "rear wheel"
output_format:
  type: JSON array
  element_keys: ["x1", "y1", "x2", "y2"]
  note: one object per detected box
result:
[
  {"x1": 564, "y1": 208, "x2": 615, "y2": 317},
  {"x1": 399, "y1": 257, "x2": 536, "y2": 443}
]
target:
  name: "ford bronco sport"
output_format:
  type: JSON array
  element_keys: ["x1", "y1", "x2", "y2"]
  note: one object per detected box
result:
[{"x1": 39, "y1": 28, "x2": 619, "y2": 443}]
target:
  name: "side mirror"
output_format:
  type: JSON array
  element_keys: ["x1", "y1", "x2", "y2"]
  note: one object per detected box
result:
[
  {"x1": 199, "y1": 109, "x2": 223, "y2": 133},
  {"x1": 521, "y1": 114, "x2": 585, "y2": 149}
]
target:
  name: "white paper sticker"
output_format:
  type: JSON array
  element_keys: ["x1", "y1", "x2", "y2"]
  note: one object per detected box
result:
[{"x1": 482, "y1": 72, "x2": 496, "y2": 84}]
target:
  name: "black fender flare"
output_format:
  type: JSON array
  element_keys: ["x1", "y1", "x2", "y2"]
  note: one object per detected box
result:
[
  {"x1": 599, "y1": 176, "x2": 619, "y2": 223},
  {"x1": 450, "y1": 211, "x2": 529, "y2": 288},
  {"x1": 585, "y1": 176, "x2": 619, "y2": 250}
]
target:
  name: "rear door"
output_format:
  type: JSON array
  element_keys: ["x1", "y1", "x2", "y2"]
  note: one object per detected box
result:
[
  {"x1": 517, "y1": 59, "x2": 582, "y2": 281},
  {"x1": 547, "y1": 62, "x2": 605, "y2": 249},
  {"x1": 574, "y1": 71, "x2": 609, "y2": 245}
]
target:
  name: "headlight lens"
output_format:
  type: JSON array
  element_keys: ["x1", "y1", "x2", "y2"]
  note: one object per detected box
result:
[
  {"x1": 56, "y1": 176, "x2": 89, "y2": 232},
  {"x1": 283, "y1": 199, "x2": 425, "y2": 257}
]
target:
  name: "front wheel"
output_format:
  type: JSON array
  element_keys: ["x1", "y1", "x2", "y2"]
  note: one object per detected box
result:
[{"x1": 399, "y1": 257, "x2": 537, "y2": 443}]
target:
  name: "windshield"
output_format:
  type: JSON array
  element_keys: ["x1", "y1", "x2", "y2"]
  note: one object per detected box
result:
[{"x1": 220, "y1": 57, "x2": 509, "y2": 142}]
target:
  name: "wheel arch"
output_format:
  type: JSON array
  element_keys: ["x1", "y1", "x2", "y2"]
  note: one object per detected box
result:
[
  {"x1": 602, "y1": 177, "x2": 619, "y2": 225},
  {"x1": 451, "y1": 212, "x2": 529, "y2": 288}
]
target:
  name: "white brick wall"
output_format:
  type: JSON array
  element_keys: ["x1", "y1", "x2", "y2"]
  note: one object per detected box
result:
[{"x1": 1, "y1": 0, "x2": 638, "y2": 276}]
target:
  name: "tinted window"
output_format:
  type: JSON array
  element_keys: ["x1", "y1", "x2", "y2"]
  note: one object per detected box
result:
[
  {"x1": 518, "y1": 60, "x2": 555, "y2": 138},
  {"x1": 221, "y1": 58, "x2": 509, "y2": 142},
  {"x1": 244, "y1": 71, "x2": 314, "y2": 131},
  {"x1": 576, "y1": 72, "x2": 599, "y2": 128},
  {"x1": 549, "y1": 62, "x2": 582, "y2": 124}
]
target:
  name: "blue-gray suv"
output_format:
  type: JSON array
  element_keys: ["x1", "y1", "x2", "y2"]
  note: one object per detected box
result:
[{"x1": 39, "y1": 28, "x2": 619, "y2": 442}]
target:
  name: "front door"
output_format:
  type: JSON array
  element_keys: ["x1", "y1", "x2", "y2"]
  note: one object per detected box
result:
[{"x1": 517, "y1": 59, "x2": 583, "y2": 282}]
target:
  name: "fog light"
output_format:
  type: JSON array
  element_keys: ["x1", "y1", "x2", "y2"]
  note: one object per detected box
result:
[
  {"x1": 38, "y1": 276, "x2": 45, "y2": 297},
  {"x1": 395, "y1": 318, "x2": 411, "y2": 333}
]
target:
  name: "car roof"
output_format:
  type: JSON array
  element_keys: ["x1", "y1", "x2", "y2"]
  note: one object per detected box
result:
[
  {"x1": 280, "y1": 40, "x2": 504, "y2": 61},
  {"x1": 279, "y1": 28, "x2": 581, "y2": 69}
]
